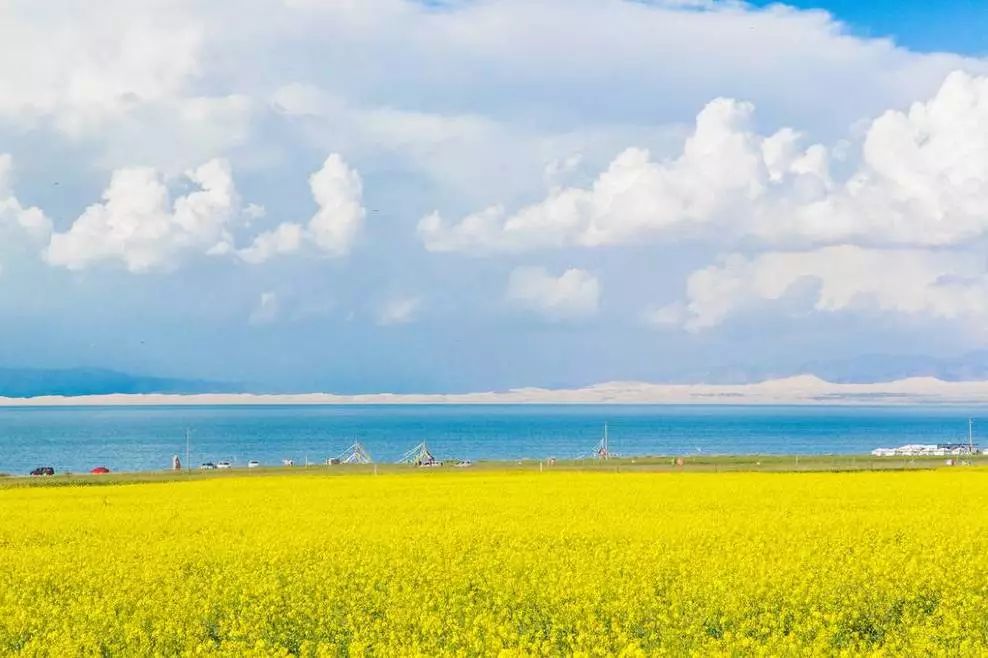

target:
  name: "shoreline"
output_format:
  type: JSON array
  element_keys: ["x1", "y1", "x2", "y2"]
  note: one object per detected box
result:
[
  {"x1": 4, "y1": 453, "x2": 987, "y2": 487},
  {"x1": 5, "y1": 375, "x2": 988, "y2": 406}
]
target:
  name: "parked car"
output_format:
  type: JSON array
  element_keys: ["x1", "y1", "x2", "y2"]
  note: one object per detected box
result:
[
  {"x1": 247, "y1": 460, "x2": 260, "y2": 469},
  {"x1": 29, "y1": 466, "x2": 55, "y2": 476},
  {"x1": 199, "y1": 462, "x2": 217, "y2": 470},
  {"x1": 217, "y1": 461, "x2": 232, "y2": 469}
]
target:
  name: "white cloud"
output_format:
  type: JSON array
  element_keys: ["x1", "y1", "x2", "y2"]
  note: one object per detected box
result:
[
  {"x1": 2, "y1": 0, "x2": 985, "y2": 198},
  {"x1": 46, "y1": 159, "x2": 240, "y2": 273},
  {"x1": 307, "y1": 154, "x2": 365, "y2": 256},
  {"x1": 661, "y1": 245, "x2": 988, "y2": 330},
  {"x1": 249, "y1": 291, "x2": 280, "y2": 325},
  {"x1": 266, "y1": 0, "x2": 988, "y2": 212},
  {"x1": 276, "y1": 0, "x2": 984, "y2": 135},
  {"x1": 420, "y1": 71, "x2": 988, "y2": 253},
  {"x1": 19, "y1": 150, "x2": 362, "y2": 274},
  {"x1": 417, "y1": 95, "x2": 823, "y2": 252},
  {"x1": 238, "y1": 222, "x2": 305, "y2": 265},
  {"x1": 376, "y1": 296, "x2": 421, "y2": 326},
  {"x1": 0, "y1": 4, "x2": 258, "y2": 176},
  {"x1": 0, "y1": 7, "x2": 202, "y2": 134},
  {"x1": 0, "y1": 11, "x2": 202, "y2": 127},
  {"x1": 618, "y1": 71, "x2": 988, "y2": 334},
  {"x1": 238, "y1": 153, "x2": 365, "y2": 263},
  {"x1": 269, "y1": 82, "x2": 542, "y2": 207},
  {"x1": 0, "y1": 154, "x2": 52, "y2": 244},
  {"x1": 506, "y1": 267, "x2": 600, "y2": 319},
  {"x1": 95, "y1": 94, "x2": 255, "y2": 175},
  {"x1": 4, "y1": 0, "x2": 988, "y2": 366}
]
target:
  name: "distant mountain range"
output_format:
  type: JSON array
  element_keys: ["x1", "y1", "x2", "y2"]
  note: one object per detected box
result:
[
  {"x1": 666, "y1": 351, "x2": 988, "y2": 386},
  {"x1": 4, "y1": 352, "x2": 988, "y2": 398},
  {"x1": 797, "y1": 352, "x2": 988, "y2": 384},
  {"x1": 0, "y1": 367, "x2": 237, "y2": 398},
  {"x1": 6, "y1": 375, "x2": 988, "y2": 407}
]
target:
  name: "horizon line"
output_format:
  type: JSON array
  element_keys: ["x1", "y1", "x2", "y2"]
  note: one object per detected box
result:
[{"x1": 5, "y1": 374, "x2": 988, "y2": 406}]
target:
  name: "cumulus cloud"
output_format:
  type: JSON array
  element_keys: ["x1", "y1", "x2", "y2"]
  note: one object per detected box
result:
[
  {"x1": 238, "y1": 154, "x2": 365, "y2": 263},
  {"x1": 506, "y1": 267, "x2": 600, "y2": 319},
  {"x1": 27, "y1": 152, "x2": 362, "y2": 273},
  {"x1": 238, "y1": 223, "x2": 305, "y2": 265},
  {"x1": 627, "y1": 71, "x2": 988, "y2": 333},
  {"x1": 46, "y1": 159, "x2": 240, "y2": 273},
  {"x1": 307, "y1": 154, "x2": 365, "y2": 256},
  {"x1": 0, "y1": 154, "x2": 52, "y2": 243},
  {"x1": 658, "y1": 246, "x2": 988, "y2": 331},
  {"x1": 421, "y1": 97, "x2": 785, "y2": 252},
  {"x1": 0, "y1": 10, "x2": 201, "y2": 134},
  {"x1": 420, "y1": 71, "x2": 988, "y2": 253},
  {"x1": 376, "y1": 296, "x2": 421, "y2": 326}
]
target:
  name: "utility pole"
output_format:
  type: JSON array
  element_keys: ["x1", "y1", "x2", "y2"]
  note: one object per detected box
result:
[
  {"x1": 186, "y1": 428, "x2": 191, "y2": 473},
  {"x1": 969, "y1": 418, "x2": 974, "y2": 454}
]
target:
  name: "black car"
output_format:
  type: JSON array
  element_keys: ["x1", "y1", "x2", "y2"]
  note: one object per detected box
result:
[{"x1": 30, "y1": 466, "x2": 55, "y2": 476}]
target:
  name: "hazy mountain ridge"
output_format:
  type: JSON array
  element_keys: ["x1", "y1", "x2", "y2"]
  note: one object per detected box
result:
[
  {"x1": 656, "y1": 352, "x2": 988, "y2": 385},
  {"x1": 6, "y1": 374, "x2": 988, "y2": 406},
  {"x1": 5, "y1": 353, "x2": 988, "y2": 399},
  {"x1": 0, "y1": 367, "x2": 237, "y2": 397}
]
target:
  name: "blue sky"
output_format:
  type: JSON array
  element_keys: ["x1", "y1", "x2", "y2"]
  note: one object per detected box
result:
[
  {"x1": 1, "y1": 0, "x2": 988, "y2": 393},
  {"x1": 748, "y1": 0, "x2": 987, "y2": 55}
]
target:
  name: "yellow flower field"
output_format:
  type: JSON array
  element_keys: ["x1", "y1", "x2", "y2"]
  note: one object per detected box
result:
[{"x1": 1, "y1": 469, "x2": 987, "y2": 656}]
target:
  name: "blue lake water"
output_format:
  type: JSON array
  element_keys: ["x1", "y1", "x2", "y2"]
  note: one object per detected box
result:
[{"x1": 0, "y1": 404, "x2": 985, "y2": 474}]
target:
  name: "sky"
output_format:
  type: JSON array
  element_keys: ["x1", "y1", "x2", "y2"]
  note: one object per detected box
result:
[{"x1": 1, "y1": 0, "x2": 988, "y2": 393}]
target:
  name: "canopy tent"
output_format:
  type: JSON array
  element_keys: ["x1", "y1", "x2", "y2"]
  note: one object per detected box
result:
[
  {"x1": 338, "y1": 442, "x2": 373, "y2": 464},
  {"x1": 398, "y1": 442, "x2": 437, "y2": 466}
]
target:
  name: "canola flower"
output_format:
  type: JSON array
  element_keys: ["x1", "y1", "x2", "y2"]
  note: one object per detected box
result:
[{"x1": 1, "y1": 469, "x2": 987, "y2": 656}]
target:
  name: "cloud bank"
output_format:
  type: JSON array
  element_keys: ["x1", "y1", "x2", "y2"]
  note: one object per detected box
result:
[
  {"x1": 421, "y1": 72, "x2": 988, "y2": 253},
  {"x1": 652, "y1": 246, "x2": 988, "y2": 330},
  {"x1": 2, "y1": 0, "x2": 988, "y2": 389},
  {"x1": 418, "y1": 70, "x2": 988, "y2": 337}
]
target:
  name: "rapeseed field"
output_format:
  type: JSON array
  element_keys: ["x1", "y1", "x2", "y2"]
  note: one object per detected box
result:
[{"x1": 1, "y1": 469, "x2": 987, "y2": 656}]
